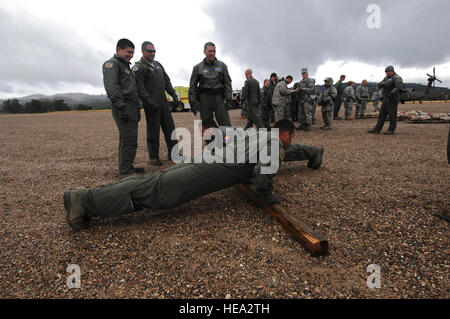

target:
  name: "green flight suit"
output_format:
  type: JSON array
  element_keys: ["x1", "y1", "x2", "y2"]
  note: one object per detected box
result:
[
  {"x1": 241, "y1": 77, "x2": 264, "y2": 130},
  {"x1": 133, "y1": 57, "x2": 178, "y2": 160},
  {"x1": 79, "y1": 131, "x2": 320, "y2": 218},
  {"x1": 188, "y1": 58, "x2": 232, "y2": 126},
  {"x1": 102, "y1": 54, "x2": 141, "y2": 175},
  {"x1": 333, "y1": 80, "x2": 344, "y2": 118},
  {"x1": 261, "y1": 86, "x2": 272, "y2": 128}
]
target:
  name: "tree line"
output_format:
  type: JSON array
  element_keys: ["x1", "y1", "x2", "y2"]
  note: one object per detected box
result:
[{"x1": 1, "y1": 99, "x2": 111, "y2": 114}]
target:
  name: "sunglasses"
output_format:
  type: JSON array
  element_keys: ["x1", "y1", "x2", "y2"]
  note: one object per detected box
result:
[{"x1": 145, "y1": 49, "x2": 156, "y2": 53}]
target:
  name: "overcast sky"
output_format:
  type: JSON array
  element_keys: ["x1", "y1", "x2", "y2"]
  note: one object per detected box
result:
[{"x1": 0, "y1": 0, "x2": 449, "y2": 99}]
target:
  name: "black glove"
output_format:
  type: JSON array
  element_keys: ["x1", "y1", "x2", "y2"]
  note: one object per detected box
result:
[
  {"x1": 150, "y1": 102, "x2": 161, "y2": 112},
  {"x1": 189, "y1": 101, "x2": 197, "y2": 116},
  {"x1": 225, "y1": 99, "x2": 233, "y2": 110},
  {"x1": 119, "y1": 108, "x2": 129, "y2": 122},
  {"x1": 136, "y1": 108, "x2": 141, "y2": 122}
]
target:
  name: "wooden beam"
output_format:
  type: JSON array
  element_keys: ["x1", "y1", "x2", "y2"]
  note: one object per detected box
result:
[{"x1": 238, "y1": 184, "x2": 329, "y2": 257}]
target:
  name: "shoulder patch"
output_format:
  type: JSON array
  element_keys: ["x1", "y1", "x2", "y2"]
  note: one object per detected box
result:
[
  {"x1": 104, "y1": 62, "x2": 113, "y2": 69},
  {"x1": 132, "y1": 65, "x2": 138, "y2": 72},
  {"x1": 215, "y1": 67, "x2": 223, "y2": 72}
]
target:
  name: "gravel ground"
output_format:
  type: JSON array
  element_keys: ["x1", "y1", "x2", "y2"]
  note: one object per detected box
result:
[{"x1": 0, "y1": 103, "x2": 448, "y2": 299}]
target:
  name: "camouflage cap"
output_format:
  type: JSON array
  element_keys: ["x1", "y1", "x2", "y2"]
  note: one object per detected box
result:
[
  {"x1": 385, "y1": 65, "x2": 395, "y2": 72},
  {"x1": 301, "y1": 68, "x2": 308, "y2": 73},
  {"x1": 324, "y1": 77, "x2": 333, "y2": 84}
]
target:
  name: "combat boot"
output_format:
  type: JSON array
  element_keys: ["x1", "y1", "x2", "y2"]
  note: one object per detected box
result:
[
  {"x1": 132, "y1": 166, "x2": 145, "y2": 173},
  {"x1": 367, "y1": 129, "x2": 380, "y2": 134},
  {"x1": 333, "y1": 116, "x2": 342, "y2": 120},
  {"x1": 434, "y1": 208, "x2": 449, "y2": 222},
  {"x1": 296, "y1": 124, "x2": 305, "y2": 131},
  {"x1": 150, "y1": 158, "x2": 163, "y2": 166},
  {"x1": 320, "y1": 125, "x2": 331, "y2": 130},
  {"x1": 308, "y1": 147, "x2": 324, "y2": 169},
  {"x1": 119, "y1": 166, "x2": 145, "y2": 178},
  {"x1": 63, "y1": 187, "x2": 91, "y2": 231},
  {"x1": 384, "y1": 131, "x2": 395, "y2": 135},
  {"x1": 303, "y1": 125, "x2": 311, "y2": 132}
]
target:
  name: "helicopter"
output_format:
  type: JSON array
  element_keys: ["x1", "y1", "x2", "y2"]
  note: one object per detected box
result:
[{"x1": 400, "y1": 67, "x2": 447, "y2": 103}]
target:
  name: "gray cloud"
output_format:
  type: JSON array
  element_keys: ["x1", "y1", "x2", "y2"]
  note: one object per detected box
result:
[
  {"x1": 0, "y1": 8, "x2": 107, "y2": 95},
  {"x1": 204, "y1": 0, "x2": 450, "y2": 77}
]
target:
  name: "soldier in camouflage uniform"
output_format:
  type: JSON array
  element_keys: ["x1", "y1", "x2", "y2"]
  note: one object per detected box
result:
[
  {"x1": 318, "y1": 77, "x2": 337, "y2": 130},
  {"x1": 355, "y1": 79, "x2": 370, "y2": 119},
  {"x1": 261, "y1": 79, "x2": 272, "y2": 128},
  {"x1": 272, "y1": 76, "x2": 293, "y2": 121},
  {"x1": 368, "y1": 65, "x2": 403, "y2": 135},
  {"x1": 372, "y1": 87, "x2": 382, "y2": 112},
  {"x1": 189, "y1": 42, "x2": 232, "y2": 128},
  {"x1": 297, "y1": 68, "x2": 316, "y2": 131},
  {"x1": 333, "y1": 75, "x2": 346, "y2": 120},
  {"x1": 102, "y1": 38, "x2": 144, "y2": 176},
  {"x1": 311, "y1": 88, "x2": 320, "y2": 124},
  {"x1": 63, "y1": 120, "x2": 324, "y2": 231},
  {"x1": 342, "y1": 81, "x2": 356, "y2": 120},
  {"x1": 241, "y1": 69, "x2": 264, "y2": 130},
  {"x1": 133, "y1": 42, "x2": 180, "y2": 166}
]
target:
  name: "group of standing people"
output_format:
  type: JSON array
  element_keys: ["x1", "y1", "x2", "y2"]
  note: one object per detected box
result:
[
  {"x1": 102, "y1": 39, "x2": 182, "y2": 176},
  {"x1": 103, "y1": 39, "x2": 235, "y2": 176},
  {"x1": 102, "y1": 38, "x2": 403, "y2": 177},
  {"x1": 241, "y1": 65, "x2": 403, "y2": 135}
]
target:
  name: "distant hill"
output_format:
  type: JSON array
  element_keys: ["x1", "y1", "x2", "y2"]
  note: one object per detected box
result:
[
  {"x1": 2, "y1": 82, "x2": 449, "y2": 110},
  {"x1": 0, "y1": 92, "x2": 109, "y2": 107}
]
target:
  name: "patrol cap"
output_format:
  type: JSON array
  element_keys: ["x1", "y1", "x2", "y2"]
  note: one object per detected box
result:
[
  {"x1": 324, "y1": 77, "x2": 333, "y2": 84},
  {"x1": 301, "y1": 68, "x2": 308, "y2": 73},
  {"x1": 385, "y1": 65, "x2": 395, "y2": 72}
]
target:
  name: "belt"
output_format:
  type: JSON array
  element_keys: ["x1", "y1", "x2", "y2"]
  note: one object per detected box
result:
[{"x1": 200, "y1": 88, "x2": 225, "y2": 95}]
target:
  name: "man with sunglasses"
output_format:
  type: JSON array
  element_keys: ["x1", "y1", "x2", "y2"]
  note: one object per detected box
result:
[{"x1": 133, "y1": 42, "x2": 180, "y2": 166}]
